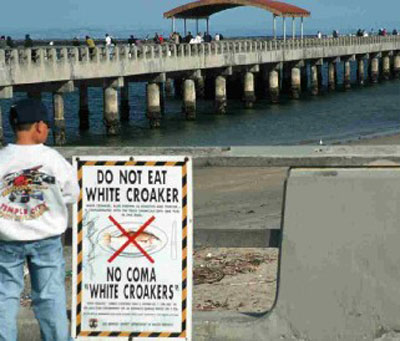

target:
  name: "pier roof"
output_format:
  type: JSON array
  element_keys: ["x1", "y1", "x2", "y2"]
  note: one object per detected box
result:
[{"x1": 164, "y1": 0, "x2": 311, "y2": 19}]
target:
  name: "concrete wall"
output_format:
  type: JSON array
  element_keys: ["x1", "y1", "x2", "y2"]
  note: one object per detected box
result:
[{"x1": 1, "y1": 36, "x2": 400, "y2": 88}]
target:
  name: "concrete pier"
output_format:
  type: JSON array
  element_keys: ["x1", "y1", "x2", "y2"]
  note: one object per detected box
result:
[
  {"x1": 357, "y1": 58, "x2": 365, "y2": 86},
  {"x1": 103, "y1": 79, "x2": 120, "y2": 135},
  {"x1": 370, "y1": 56, "x2": 379, "y2": 83},
  {"x1": 146, "y1": 82, "x2": 161, "y2": 128},
  {"x1": 343, "y1": 60, "x2": 351, "y2": 90},
  {"x1": 165, "y1": 78, "x2": 174, "y2": 96},
  {"x1": 269, "y1": 69, "x2": 280, "y2": 103},
  {"x1": 183, "y1": 79, "x2": 196, "y2": 120},
  {"x1": 78, "y1": 84, "x2": 90, "y2": 130},
  {"x1": 215, "y1": 75, "x2": 227, "y2": 114},
  {"x1": 119, "y1": 83, "x2": 130, "y2": 122},
  {"x1": 382, "y1": 54, "x2": 391, "y2": 80},
  {"x1": 0, "y1": 36, "x2": 399, "y2": 141},
  {"x1": 394, "y1": 53, "x2": 400, "y2": 78},
  {"x1": 393, "y1": 52, "x2": 400, "y2": 78},
  {"x1": 243, "y1": 72, "x2": 256, "y2": 108},
  {"x1": 310, "y1": 65, "x2": 318, "y2": 96},
  {"x1": 291, "y1": 67, "x2": 301, "y2": 99},
  {"x1": 52, "y1": 92, "x2": 66, "y2": 145},
  {"x1": 328, "y1": 61, "x2": 336, "y2": 91}
]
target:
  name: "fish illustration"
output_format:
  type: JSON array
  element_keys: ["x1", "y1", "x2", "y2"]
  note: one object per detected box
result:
[{"x1": 103, "y1": 230, "x2": 160, "y2": 247}]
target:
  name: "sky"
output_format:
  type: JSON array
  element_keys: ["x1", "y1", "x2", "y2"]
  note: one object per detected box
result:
[{"x1": 1, "y1": 0, "x2": 399, "y2": 38}]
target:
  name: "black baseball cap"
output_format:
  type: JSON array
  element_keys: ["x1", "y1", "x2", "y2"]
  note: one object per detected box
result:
[{"x1": 9, "y1": 98, "x2": 51, "y2": 127}]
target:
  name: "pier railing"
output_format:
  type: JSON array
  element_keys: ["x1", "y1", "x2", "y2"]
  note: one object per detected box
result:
[{"x1": 1, "y1": 35, "x2": 400, "y2": 88}]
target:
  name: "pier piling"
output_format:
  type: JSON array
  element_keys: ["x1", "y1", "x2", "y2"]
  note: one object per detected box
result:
[
  {"x1": 382, "y1": 54, "x2": 391, "y2": 80},
  {"x1": 146, "y1": 82, "x2": 161, "y2": 128},
  {"x1": 370, "y1": 56, "x2": 379, "y2": 83},
  {"x1": 291, "y1": 67, "x2": 301, "y2": 99},
  {"x1": 394, "y1": 53, "x2": 400, "y2": 78},
  {"x1": 183, "y1": 79, "x2": 196, "y2": 120},
  {"x1": 215, "y1": 75, "x2": 227, "y2": 114},
  {"x1": 357, "y1": 57, "x2": 365, "y2": 86},
  {"x1": 103, "y1": 79, "x2": 121, "y2": 135},
  {"x1": 52, "y1": 92, "x2": 66, "y2": 145},
  {"x1": 344, "y1": 60, "x2": 351, "y2": 90},
  {"x1": 310, "y1": 64, "x2": 318, "y2": 96},
  {"x1": 269, "y1": 69, "x2": 280, "y2": 103},
  {"x1": 243, "y1": 72, "x2": 256, "y2": 108},
  {"x1": 328, "y1": 61, "x2": 336, "y2": 91},
  {"x1": 165, "y1": 78, "x2": 174, "y2": 97}
]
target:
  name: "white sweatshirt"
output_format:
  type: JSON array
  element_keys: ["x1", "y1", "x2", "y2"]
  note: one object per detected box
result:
[{"x1": 0, "y1": 144, "x2": 79, "y2": 241}]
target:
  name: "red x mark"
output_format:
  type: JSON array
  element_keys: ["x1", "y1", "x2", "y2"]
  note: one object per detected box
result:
[{"x1": 107, "y1": 215, "x2": 156, "y2": 264}]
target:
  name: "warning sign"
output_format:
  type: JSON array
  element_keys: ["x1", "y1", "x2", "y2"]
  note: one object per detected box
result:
[{"x1": 71, "y1": 156, "x2": 192, "y2": 340}]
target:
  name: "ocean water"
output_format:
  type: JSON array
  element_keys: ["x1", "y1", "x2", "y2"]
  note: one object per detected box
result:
[{"x1": 1, "y1": 60, "x2": 400, "y2": 146}]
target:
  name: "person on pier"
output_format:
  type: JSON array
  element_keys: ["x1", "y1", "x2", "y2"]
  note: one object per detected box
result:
[
  {"x1": 184, "y1": 32, "x2": 193, "y2": 43},
  {"x1": 0, "y1": 36, "x2": 6, "y2": 49},
  {"x1": 24, "y1": 34, "x2": 33, "y2": 48},
  {"x1": 6, "y1": 36, "x2": 14, "y2": 48},
  {"x1": 85, "y1": 35, "x2": 96, "y2": 57}
]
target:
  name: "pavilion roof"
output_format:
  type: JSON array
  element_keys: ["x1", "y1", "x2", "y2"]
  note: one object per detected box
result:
[{"x1": 164, "y1": 0, "x2": 311, "y2": 19}]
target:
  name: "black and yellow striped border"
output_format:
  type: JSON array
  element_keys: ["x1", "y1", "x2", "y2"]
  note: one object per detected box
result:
[{"x1": 75, "y1": 159, "x2": 189, "y2": 338}]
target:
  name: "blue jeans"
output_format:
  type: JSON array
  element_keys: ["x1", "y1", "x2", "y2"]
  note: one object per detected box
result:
[{"x1": 0, "y1": 236, "x2": 71, "y2": 341}]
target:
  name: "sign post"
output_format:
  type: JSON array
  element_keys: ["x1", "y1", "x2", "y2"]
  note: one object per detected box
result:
[{"x1": 71, "y1": 156, "x2": 192, "y2": 340}]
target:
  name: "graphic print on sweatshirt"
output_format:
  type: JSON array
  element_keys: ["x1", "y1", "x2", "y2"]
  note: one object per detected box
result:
[{"x1": 0, "y1": 165, "x2": 56, "y2": 221}]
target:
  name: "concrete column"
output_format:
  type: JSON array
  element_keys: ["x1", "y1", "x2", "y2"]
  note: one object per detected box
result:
[
  {"x1": 183, "y1": 79, "x2": 196, "y2": 120},
  {"x1": 291, "y1": 67, "x2": 301, "y2": 99},
  {"x1": 146, "y1": 82, "x2": 161, "y2": 128},
  {"x1": 301, "y1": 66, "x2": 308, "y2": 93},
  {"x1": 344, "y1": 60, "x2": 351, "y2": 90},
  {"x1": 103, "y1": 82, "x2": 120, "y2": 135},
  {"x1": 215, "y1": 75, "x2": 227, "y2": 114},
  {"x1": 382, "y1": 54, "x2": 391, "y2": 80},
  {"x1": 79, "y1": 84, "x2": 90, "y2": 130},
  {"x1": 165, "y1": 78, "x2": 174, "y2": 97},
  {"x1": 328, "y1": 62, "x2": 336, "y2": 91},
  {"x1": 310, "y1": 65, "x2": 318, "y2": 96},
  {"x1": 370, "y1": 57, "x2": 379, "y2": 83},
  {"x1": 243, "y1": 72, "x2": 256, "y2": 108},
  {"x1": 120, "y1": 83, "x2": 130, "y2": 122},
  {"x1": 357, "y1": 58, "x2": 365, "y2": 86},
  {"x1": 52, "y1": 92, "x2": 66, "y2": 145},
  {"x1": 195, "y1": 76, "x2": 205, "y2": 99},
  {"x1": 269, "y1": 69, "x2": 280, "y2": 104},
  {"x1": 394, "y1": 54, "x2": 400, "y2": 78}
]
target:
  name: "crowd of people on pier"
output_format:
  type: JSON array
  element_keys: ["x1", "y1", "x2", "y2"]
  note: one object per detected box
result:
[{"x1": 2, "y1": 26, "x2": 400, "y2": 51}]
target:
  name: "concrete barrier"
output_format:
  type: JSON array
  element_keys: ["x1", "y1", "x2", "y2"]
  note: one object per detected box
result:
[
  {"x1": 194, "y1": 167, "x2": 400, "y2": 341},
  {"x1": 15, "y1": 148, "x2": 400, "y2": 340}
]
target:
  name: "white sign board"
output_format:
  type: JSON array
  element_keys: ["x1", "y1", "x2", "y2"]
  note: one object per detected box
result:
[{"x1": 71, "y1": 156, "x2": 192, "y2": 340}]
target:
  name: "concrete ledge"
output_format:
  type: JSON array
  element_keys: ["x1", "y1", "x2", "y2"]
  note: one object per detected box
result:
[{"x1": 55, "y1": 146, "x2": 400, "y2": 167}]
